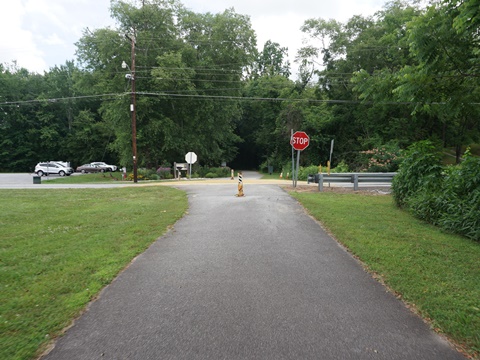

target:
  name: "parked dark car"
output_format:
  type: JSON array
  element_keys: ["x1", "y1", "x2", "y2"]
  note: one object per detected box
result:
[
  {"x1": 76, "y1": 163, "x2": 106, "y2": 173},
  {"x1": 90, "y1": 162, "x2": 118, "y2": 172}
]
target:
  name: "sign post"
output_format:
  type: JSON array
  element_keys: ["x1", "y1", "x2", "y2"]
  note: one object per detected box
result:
[
  {"x1": 329, "y1": 139, "x2": 334, "y2": 165},
  {"x1": 185, "y1": 152, "x2": 197, "y2": 179},
  {"x1": 291, "y1": 129, "x2": 294, "y2": 188},
  {"x1": 290, "y1": 131, "x2": 310, "y2": 188}
]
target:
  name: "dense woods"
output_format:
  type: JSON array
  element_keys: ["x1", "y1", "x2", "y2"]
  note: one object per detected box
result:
[{"x1": 1, "y1": 0, "x2": 479, "y2": 173}]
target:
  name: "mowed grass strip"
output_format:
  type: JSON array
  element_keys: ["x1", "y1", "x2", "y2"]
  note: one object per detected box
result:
[
  {"x1": 291, "y1": 191, "x2": 479, "y2": 358},
  {"x1": 43, "y1": 172, "x2": 124, "y2": 183},
  {"x1": 0, "y1": 187, "x2": 187, "y2": 360}
]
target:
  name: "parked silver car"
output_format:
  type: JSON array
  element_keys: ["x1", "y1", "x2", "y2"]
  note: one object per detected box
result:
[
  {"x1": 35, "y1": 162, "x2": 74, "y2": 176},
  {"x1": 90, "y1": 162, "x2": 117, "y2": 172}
]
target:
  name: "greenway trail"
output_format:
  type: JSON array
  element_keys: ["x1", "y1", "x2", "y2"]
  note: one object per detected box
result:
[{"x1": 43, "y1": 177, "x2": 464, "y2": 360}]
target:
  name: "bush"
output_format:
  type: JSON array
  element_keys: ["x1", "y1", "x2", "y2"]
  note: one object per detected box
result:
[
  {"x1": 196, "y1": 166, "x2": 231, "y2": 178},
  {"x1": 360, "y1": 143, "x2": 401, "y2": 172},
  {"x1": 331, "y1": 160, "x2": 349, "y2": 173},
  {"x1": 392, "y1": 141, "x2": 443, "y2": 208},
  {"x1": 298, "y1": 165, "x2": 320, "y2": 181},
  {"x1": 157, "y1": 166, "x2": 173, "y2": 179},
  {"x1": 392, "y1": 141, "x2": 480, "y2": 241}
]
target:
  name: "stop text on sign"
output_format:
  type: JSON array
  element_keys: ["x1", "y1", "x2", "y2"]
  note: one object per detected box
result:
[
  {"x1": 292, "y1": 137, "x2": 308, "y2": 145},
  {"x1": 291, "y1": 131, "x2": 310, "y2": 151}
]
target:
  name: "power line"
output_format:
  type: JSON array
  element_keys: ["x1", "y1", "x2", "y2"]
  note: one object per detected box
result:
[
  {"x1": 0, "y1": 93, "x2": 125, "y2": 106},
  {"x1": 3, "y1": 91, "x2": 479, "y2": 107}
]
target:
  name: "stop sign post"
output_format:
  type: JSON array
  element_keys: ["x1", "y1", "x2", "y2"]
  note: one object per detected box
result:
[
  {"x1": 185, "y1": 152, "x2": 197, "y2": 179},
  {"x1": 290, "y1": 131, "x2": 309, "y2": 188}
]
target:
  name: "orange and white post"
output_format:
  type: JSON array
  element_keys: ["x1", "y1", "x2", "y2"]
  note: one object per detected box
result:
[{"x1": 235, "y1": 172, "x2": 245, "y2": 197}]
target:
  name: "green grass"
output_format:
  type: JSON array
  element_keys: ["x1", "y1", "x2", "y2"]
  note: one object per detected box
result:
[
  {"x1": 290, "y1": 191, "x2": 480, "y2": 358},
  {"x1": 44, "y1": 172, "x2": 124, "y2": 183},
  {"x1": 0, "y1": 187, "x2": 188, "y2": 360}
]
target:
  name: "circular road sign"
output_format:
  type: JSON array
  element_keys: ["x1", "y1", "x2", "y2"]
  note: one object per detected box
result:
[
  {"x1": 290, "y1": 131, "x2": 310, "y2": 151},
  {"x1": 185, "y1": 152, "x2": 197, "y2": 164}
]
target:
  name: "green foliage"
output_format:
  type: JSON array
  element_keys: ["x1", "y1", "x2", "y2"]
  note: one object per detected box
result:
[
  {"x1": 393, "y1": 141, "x2": 480, "y2": 241},
  {"x1": 392, "y1": 140, "x2": 443, "y2": 207},
  {"x1": 298, "y1": 165, "x2": 320, "y2": 181},
  {"x1": 196, "y1": 166, "x2": 231, "y2": 178},
  {"x1": 2, "y1": 0, "x2": 479, "y2": 176},
  {"x1": 251, "y1": 40, "x2": 291, "y2": 78},
  {"x1": 331, "y1": 160, "x2": 349, "y2": 173},
  {"x1": 359, "y1": 143, "x2": 402, "y2": 172},
  {"x1": 156, "y1": 165, "x2": 173, "y2": 179}
]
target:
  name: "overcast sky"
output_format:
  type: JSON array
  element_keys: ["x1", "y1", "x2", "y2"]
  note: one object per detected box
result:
[{"x1": 1, "y1": 0, "x2": 386, "y2": 76}]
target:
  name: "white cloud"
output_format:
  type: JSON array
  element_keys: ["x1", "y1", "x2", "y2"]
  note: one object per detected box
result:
[
  {"x1": 43, "y1": 33, "x2": 65, "y2": 46},
  {"x1": 1, "y1": 0, "x2": 385, "y2": 74},
  {"x1": 0, "y1": 1, "x2": 47, "y2": 72}
]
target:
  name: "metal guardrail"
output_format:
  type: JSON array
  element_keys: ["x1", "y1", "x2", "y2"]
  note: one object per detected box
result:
[{"x1": 309, "y1": 173, "x2": 396, "y2": 191}]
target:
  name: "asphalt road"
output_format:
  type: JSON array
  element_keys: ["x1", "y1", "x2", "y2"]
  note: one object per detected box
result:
[
  {"x1": 40, "y1": 179, "x2": 464, "y2": 360},
  {"x1": 0, "y1": 173, "x2": 130, "y2": 189}
]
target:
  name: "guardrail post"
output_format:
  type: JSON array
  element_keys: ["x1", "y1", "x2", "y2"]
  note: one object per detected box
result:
[
  {"x1": 353, "y1": 174, "x2": 359, "y2": 190},
  {"x1": 318, "y1": 173, "x2": 324, "y2": 192}
]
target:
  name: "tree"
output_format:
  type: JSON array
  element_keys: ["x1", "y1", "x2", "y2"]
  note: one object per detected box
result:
[
  {"x1": 394, "y1": 0, "x2": 480, "y2": 162},
  {"x1": 299, "y1": 1, "x2": 434, "y2": 169},
  {"x1": 251, "y1": 40, "x2": 291, "y2": 78},
  {"x1": 75, "y1": 1, "x2": 257, "y2": 168}
]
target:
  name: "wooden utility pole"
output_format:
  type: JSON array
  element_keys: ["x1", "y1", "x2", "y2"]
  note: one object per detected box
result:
[{"x1": 126, "y1": 33, "x2": 138, "y2": 183}]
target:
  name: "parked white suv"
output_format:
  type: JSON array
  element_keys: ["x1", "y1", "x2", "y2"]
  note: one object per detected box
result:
[
  {"x1": 90, "y1": 162, "x2": 117, "y2": 172},
  {"x1": 35, "y1": 162, "x2": 74, "y2": 176}
]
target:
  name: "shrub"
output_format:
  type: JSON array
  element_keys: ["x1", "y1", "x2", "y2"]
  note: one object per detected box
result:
[
  {"x1": 298, "y1": 165, "x2": 320, "y2": 181},
  {"x1": 157, "y1": 166, "x2": 172, "y2": 179},
  {"x1": 196, "y1": 166, "x2": 231, "y2": 178},
  {"x1": 392, "y1": 142, "x2": 480, "y2": 241},
  {"x1": 125, "y1": 173, "x2": 146, "y2": 181},
  {"x1": 392, "y1": 141, "x2": 443, "y2": 208},
  {"x1": 331, "y1": 160, "x2": 349, "y2": 173},
  {"x1": 360, "y1": 143, "x2": 401, "y2": 172}
]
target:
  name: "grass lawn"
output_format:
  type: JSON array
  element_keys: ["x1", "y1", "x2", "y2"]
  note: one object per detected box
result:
[
  {"x1": 44, "y1": 172, "x2": 124, "y2": 183},
  {"x1": 0, "y1": 187, "x2": 188, "y2": 360},
  {"x1": 290, "y1": 190, "x2": 479, "y2": 358}
]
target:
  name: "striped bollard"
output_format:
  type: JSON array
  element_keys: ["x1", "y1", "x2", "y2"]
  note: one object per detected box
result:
[{"x1": 235, "y1": 172, "x2": 245, "y2": 197}]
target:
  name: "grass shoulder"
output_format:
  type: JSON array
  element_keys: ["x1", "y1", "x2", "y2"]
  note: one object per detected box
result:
[
  {"x1": 290, "y1": 189, "x2": 479, "y2": 359},
  {"x1": 0, "y1": 186, "x2": 188, "y2": 360},
  {"x1": 44, "y1": 172, "x2": 124, "y2": 183}
]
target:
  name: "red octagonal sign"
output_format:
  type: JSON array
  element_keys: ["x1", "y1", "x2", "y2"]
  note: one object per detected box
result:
[{"x1": 290, "y1": 131, "x2": 310, "y2": 151}]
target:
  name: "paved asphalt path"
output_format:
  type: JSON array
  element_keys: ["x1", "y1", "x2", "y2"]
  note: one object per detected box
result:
[{"x1": 41, "y1": 175, "x2": 464, "y2": 360}]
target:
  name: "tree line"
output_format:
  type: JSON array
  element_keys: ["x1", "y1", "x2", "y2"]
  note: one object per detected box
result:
[{"x1": 1, "y1": 0, "x2": 479, "y2": 173}]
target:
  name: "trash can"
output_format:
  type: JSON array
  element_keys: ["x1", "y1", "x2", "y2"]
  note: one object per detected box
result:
[
  {"x1": 268, "y1": 166, "x2": 273, "y2": 175},
  {"x1": 307, "y1": 174, "x2": 315, "y2": 184},
  {"x1": 314, "y1": 174, "x2": 320, "y2": 183},
  {"x1": 33, "y1": 176, "x2": 41, "y2": 184}
]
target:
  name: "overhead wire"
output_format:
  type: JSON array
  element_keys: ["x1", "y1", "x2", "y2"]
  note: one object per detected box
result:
[{"x1": 2, "y1": 90, "x2": 463, "y2": 107}]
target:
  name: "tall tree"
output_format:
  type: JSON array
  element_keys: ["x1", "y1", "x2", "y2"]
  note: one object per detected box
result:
[
  {"x1": 299, "y1": 1, "x2": 426, "y2": 168},
  {"x1": 394, "y1": 0, "x2": 480, "y2": 162},
  {"x1": 251, "y1": 40, "x2": 291, "y2": 78},
  {"x1": 75, "y1": 1, "x2": 257, "y2": 168}
]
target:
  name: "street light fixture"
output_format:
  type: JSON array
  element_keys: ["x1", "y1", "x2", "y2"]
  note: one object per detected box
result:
[{"x1": 123, "y1": 43, "x2": 138, "y2": 183}]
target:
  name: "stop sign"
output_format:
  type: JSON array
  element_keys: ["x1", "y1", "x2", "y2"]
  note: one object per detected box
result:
[
  {"x1": 290, "y1": 131, "x2": 310, "y2": 151},
  {"x1": 185, "y1": 152, "x2": 197, "y2": 164}
]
